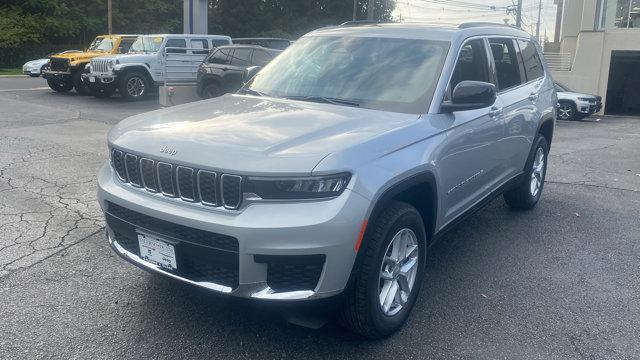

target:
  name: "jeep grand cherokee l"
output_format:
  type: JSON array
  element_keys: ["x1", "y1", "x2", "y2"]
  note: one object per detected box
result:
[{"x1": 98, "y1": 23, "x2": 556, "y2": 338}]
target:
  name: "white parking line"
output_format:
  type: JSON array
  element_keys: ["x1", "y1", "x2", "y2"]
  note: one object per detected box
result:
[{"x1": 0, "y1": 87, "x2": 50, "y2": 92}]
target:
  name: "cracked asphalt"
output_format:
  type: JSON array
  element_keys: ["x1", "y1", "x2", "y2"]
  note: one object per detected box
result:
[{"x1": 1, "y1": 77, "x2": 639, "y2": 359}]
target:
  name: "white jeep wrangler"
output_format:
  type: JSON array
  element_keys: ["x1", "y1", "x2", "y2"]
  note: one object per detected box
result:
[{"x1": 85, "y1": 34, "x2": 231, "y2": 100}]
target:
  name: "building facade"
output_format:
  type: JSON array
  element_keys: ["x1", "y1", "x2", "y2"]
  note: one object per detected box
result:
[{"x1": 555, "y1": 0, "x2": 640, "y2": 115}]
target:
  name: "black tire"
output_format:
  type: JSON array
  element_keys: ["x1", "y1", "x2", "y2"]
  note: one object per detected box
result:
[
  {"x1": 119, "y1": 71, "x2": 149, "y2": 101},
  {"x1": 503, "y1": 135, "x2": 549, "y2": 210},
  {"x1": 73, "y1": 71, "x2": 91, "y2": 95},
  {"x1": 90, "y1": 86, "x2": 115, "y2": 98},
  {"x1": 557, "y1": 101, "x2": 576, "y2": 121},
  {"x1": 339, "y1": 201, "x2": 427, "y2": 339},
  {"x1": 47, "y1": 78, "x2": 73, "y2": 93},
  {"x1": 202, "y1": 82, "x2": 223, "y2": 99}
]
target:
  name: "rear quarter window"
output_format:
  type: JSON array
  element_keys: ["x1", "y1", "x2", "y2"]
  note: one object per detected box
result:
[{"x1": 517, "y1": 40, "x2": 545, "y2": 81}]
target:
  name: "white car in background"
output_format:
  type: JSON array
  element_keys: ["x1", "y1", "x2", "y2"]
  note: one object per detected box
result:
[
  {"x1": 22, "y1": 50, "x2": 82, "y2": 77},
  {"x1": 555, "y1": 82, "x2": 602, "y2": 121}
]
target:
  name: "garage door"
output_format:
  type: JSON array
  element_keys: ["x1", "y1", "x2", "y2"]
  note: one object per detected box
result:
[{"x1": 605, "y1": 51, "x2": 640, "y2": 115}]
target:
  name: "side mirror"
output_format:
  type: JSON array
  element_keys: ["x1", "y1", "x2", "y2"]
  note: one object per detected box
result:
[
  {"x1": 441, "y1": 81, "x2": 496, "y2": 113},
  {"x1": 243, "y1": 66, "x2": 262, "y2": 83}
]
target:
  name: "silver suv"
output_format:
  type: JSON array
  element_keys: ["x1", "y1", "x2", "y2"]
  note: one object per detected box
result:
[{"x1": 98, "y1": 23, "x2": 556, "y2": 338}]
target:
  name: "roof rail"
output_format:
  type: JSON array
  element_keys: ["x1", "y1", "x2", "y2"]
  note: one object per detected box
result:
[{"x1": 458, "y1": 22, "x2": 521, "y2": 30}]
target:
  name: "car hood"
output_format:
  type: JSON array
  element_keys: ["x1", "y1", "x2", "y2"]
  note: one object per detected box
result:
[
  {"x1": 557, "y1": 91, "x2": 599, "y2": 101},
  {"x1": 108, "y1": 94, "x2": 420, "y2": 175},
  {"x1": 51, "y1": 51, "x2": 114, "y2": 62},
  {"x1": 25, "y1": 59, "x2": 49, "y2": 66}
]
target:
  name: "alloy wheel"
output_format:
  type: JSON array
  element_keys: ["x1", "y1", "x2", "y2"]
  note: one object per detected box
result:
[
  {"x1": 530, "y1": 147, "x2": 545, "y2": 197},
  {"x1": 378, "y1": 228, "x2": 419, "y2": 317},
  {"x1": 126, "y1": 77, "x2": 145, "y2": 98},
  {"x1": 558, "y1": 104, "x2": 573, "y2": 120}
]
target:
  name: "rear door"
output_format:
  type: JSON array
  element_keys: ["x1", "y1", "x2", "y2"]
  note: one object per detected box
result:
[
  {"x1": 224, "y1": 48, "x2": 253, "y2": 92},
  {"x1": 439, "y1": 38, "x2": 506, "y2": 224},
  {"x1": 488, "y1": 37, "x2": 539, "y2": 177}
]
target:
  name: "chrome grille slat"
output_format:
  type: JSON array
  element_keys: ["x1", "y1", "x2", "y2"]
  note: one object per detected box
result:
[
  {"x1": 177, "y1": 166, "x2": 196, "y2": 202},
  {"x1": 111, "y1": 149, "x2": 242, "y2": 209}
]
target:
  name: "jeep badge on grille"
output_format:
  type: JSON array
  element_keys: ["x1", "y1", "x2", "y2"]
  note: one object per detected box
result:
[{"x1": 160, "y1": 146, "x2": 177, "y2": 156}]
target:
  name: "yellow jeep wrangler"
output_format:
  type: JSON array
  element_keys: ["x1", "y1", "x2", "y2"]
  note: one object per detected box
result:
[{"x1": 43, "y1": 35, "x2": 138, "y2": 95}]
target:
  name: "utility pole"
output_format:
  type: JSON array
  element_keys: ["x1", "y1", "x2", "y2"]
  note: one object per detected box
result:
[
  {"x1": 368, "y1": 0, "x2": 374, "y2": 21},
  {"x1": 515, "y1": 0, "x2": 523, "y2": 28},
  {"x1": 536, "y1": 0, "x2": 543, "y2": 43},
  {"x1": 107, "y1": 0, "x2": 112, "y2": 34},
  {"x1": 353, "y1": 0, "x2": 358, "y2": 21}
]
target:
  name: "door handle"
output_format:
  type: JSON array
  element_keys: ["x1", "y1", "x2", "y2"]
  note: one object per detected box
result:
[
  {"x1": 489, "y1": 107, "x2": 503, "y2": 118},
  {"x1": 529, "y1": 92, "x2": 539, "y2": 101}
]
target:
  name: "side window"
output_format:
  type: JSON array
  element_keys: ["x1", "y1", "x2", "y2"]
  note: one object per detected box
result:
[
  {"x1": 251, "y1": 50, "x2": 272, "y2": 66},
  {"x1": 450, "y1": 39, "x2": 490, "y2": 92},
  {"x1": 517, "y1": 40, "x2": 545, "y2": 81},
  {"x1": 165, "y1": 39, "x2": 187, "y2": 54},
  {"x1": 489, "y1": 38, "x2": 525, "y2": 91},
  {"x1": 230, "y1": 48, "x2": 252, "y2": 66},
  {"x1": 212, "y1": 39, "x2": 230, "y2": 48},
  {"x1": 190, "y1": 39, "x2": 209, "y2": 55},
  {"x1": 208, "y1": 48, "x2": 231, "y2": 64}
]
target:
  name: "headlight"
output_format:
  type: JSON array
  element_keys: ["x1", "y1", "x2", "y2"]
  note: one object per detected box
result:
[
  {"x1": 107, "y1": 60, "x2": 115, "y2": 69},
  {"x1": 578, "y1": 97, "x2": 593, "y2": 102},
  {"x1": 245, "y1": 173, "x2": 351, "y2": 200}
]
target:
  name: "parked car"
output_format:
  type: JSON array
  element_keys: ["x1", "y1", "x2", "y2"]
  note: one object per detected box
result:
[
  {"x1": 555, "y1": 82, "x2": 602, "y2": 120},
  {"x1": 42, "y1": 35, "x2": 139, "y2": 94},
  {"x1": 232, "y1": 38, "x2": 292, "y2": 50},
  {"x1": 22, "y1": 51, "x2": 83, "y2": 77},
  {"x1": 197, "y1": 45, "x2": 281, "y2": 98},
  {"x1": 85, "y1": 34, "x2": 232, "y2": 100},
  {"x1": 98, "y1": 23, "x2": 555, "y2": 338}
]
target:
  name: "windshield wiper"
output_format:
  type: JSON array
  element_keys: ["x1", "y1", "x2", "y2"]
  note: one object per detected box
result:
[
  {"x1": 238, "y1": 88, "x2": 267, "y2": 97},
  {"x1": 284, "y1": 95, "x2": 360, "y2": 107}
]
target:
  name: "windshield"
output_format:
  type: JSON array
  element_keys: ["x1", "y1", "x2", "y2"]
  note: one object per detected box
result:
[
  {"x1": 129, "y1": 36, "x2": 165, "y2": 53},
  {"x1": 555, "y1": 82, "x2": 571, "y2": 92},
  {"x1": 247, "y1": 36, "x2": 450, "y2": 114},
  {"x1": 88, "y1": 37, "x2": 115, "y2": 52}
]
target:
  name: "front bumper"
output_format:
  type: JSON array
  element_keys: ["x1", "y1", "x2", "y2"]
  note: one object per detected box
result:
[
  {"x1": 42, "y1": 70, "x2": 71, "y2": 81},
  {"x1": 576, "y1": 100, "x2": 602, "y2": 114},
  {"x1": 83, "y1": 72, "x2": 117, "y2": 85},
  {"x1": 23, "y1": 66, "x2": 41, "y2": 75},
  {"x1": 97, "y1": 162, "x2": 369, "y2": 300}
]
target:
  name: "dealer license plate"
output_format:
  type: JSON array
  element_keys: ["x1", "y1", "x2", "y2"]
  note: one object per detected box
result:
[{"x1": 137, "y1": 233, "x2": 177, "y2": 270}]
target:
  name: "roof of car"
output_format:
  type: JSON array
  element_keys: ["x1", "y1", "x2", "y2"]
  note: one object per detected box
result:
[{"x1": 309, "y1": 22, "x2": 531, "y2": 42}]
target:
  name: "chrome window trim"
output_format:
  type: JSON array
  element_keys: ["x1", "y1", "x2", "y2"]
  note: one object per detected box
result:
[
  {"x1": 139, "y1": 158, "x2": 158, "y2": 193},
  {"x1": 111, "y1": 149, "x2": 128, "y2": 182},
  {"x1": 197, "y1": 170, "x2": 218, "y2": 207},
  {"x1": 156, "y1": 162, "x2": 176, "y2": 197},
  {"x1": 176, "y1": 166, "x2": 197, "y2": 202},
  {"x1": 221, "y1": 174, "x2": 243, "y2": 210},
  {"x1": 124, "y1": 154, "x2": 141, "y2": 187}
]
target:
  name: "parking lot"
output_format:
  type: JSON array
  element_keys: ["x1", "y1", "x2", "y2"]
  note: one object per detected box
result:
[{"x1": 1, "y1": 76, "x2": 639, "y2": 359}]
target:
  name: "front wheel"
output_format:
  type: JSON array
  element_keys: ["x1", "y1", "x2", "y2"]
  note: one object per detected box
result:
[
  {"x1": 557, "y1": 101, "x2": 576, "y2": 121},
  {"x1": 339, "y1": 201, "x2": 426, "y2": 339},
  {"x1": 503, "y1": 135, "x2": 549, "y2": 210},
  {"x1": 202, "y1": 82, "x2": 223, "y2": 99},
  {"x1": 119, "y1": 71, "x2": 149, "y2": 101},
  {"x1": 73, "y1": 71, "x2": 91, "y2": 95},
  {"x1": 47, "y1": 79, "x2": 73, "y2": 93}
]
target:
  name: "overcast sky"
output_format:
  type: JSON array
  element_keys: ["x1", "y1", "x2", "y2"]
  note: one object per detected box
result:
[{"x1": 392, "y1": 0, "x2": 559, "y2": 41}]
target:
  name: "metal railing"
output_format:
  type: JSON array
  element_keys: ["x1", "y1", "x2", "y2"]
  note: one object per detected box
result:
[
  {"x1": 162, "y1": 47, "x2": 210, "y2": 86},
  {"x1": 543, "y1": 52, "x2": 573, "y2": 72}
]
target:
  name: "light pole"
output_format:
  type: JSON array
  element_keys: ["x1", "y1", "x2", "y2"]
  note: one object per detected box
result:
[
  {"x1": 107, "y1": 0, "x2": 112, "y2": 34},
  {"x1": 368, "y1": 0, "x2": 374, "y2": 20}
]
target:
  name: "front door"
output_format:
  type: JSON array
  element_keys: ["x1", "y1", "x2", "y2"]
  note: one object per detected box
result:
[{"x1": 439, "y1": 38, "x2": 506, "y2": 224}]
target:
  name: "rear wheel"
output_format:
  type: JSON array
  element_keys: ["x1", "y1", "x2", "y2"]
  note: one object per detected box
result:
[
  {"x1": 47, "y1": 78, "x2": 73, "y2": 93},
  {"x1": 339, "y1": 201, "x2": 426, "y2": 339},
  {"x1": 119, "y1": 71, "x2": 149, "y2": 101},
  {"x1": 557, "y1": 101, "x2": 576, "y2": 121},
  {"x1": 503, "y1": 135, "x2": 549, "y2": 210}
]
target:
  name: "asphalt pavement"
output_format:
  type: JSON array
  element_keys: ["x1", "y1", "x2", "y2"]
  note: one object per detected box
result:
[{"x1": 1, "y1": 77, "x2": 639, "y2": 359}]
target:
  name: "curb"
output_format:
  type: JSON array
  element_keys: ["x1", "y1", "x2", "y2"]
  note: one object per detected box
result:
[{"x1": 0, "y1": 75, "x2": 28, "y2": 78}]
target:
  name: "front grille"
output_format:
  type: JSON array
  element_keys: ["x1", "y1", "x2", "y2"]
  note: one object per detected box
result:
[
  {"x1": 49, "y1": 58, "x2": 69, "y2": 72},
  {"x1": 91, "y1": 59, "x2": 110, "y2": 73},
  {"x1": 255, "y1": 255, "x2": 325, "y2": 292},
  {"x1": 106, "y1": 201, "x2": 239, "y2": 288},
  {"x1": 110, "y1": 148, "x2": 244, "y2": 209}
]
